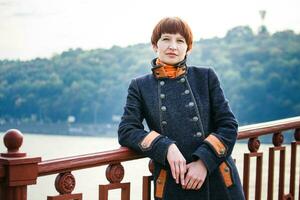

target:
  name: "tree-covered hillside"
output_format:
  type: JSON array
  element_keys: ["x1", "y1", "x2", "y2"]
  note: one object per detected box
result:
[{"x1": 0, "y1": 26, "x2": 299, "y2": 125}]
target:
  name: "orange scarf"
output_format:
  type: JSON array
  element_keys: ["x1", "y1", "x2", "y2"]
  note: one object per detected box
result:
[{"x1": 153, "y1": 59, "x2": 186, "y2": 79}]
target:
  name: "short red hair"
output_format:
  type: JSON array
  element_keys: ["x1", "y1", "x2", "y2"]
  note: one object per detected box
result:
[{"x1": 151, "y1": 17, "x2": 193, "y2": 51}]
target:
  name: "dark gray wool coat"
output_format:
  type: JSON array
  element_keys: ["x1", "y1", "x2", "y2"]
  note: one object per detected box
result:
[{"x1": 118, "y1": 65, "x2": 245, "y2": 200}]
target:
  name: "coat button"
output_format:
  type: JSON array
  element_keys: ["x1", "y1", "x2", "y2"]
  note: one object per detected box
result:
[
  {"x1": 180, "y1": 77, "x2": 185, "y2": 83},
  {"x1": 192, "y1": 116, "x2": 199, "y2": 121},
  {"x1": 196, "y1": 132, "x2": 202, "y2": 137},
  {"x1": 161, "y1": 106, "x2": 167, "y2": 111},
  {"x1": 220, "y1": 148, "x2": 226, "y2": 155},
  {"x1": 160, "y1": 81, "x2": 165, "y2": 86},
  {"x1": 224, "y1": 167, "x2": 230, "y2": 173},
  {"x1": 184, "y1": 90, "x2": 190, "y2": 94},
  {"x1": 162, "y1": 121, "x2": 167, "y2": 125},
  {"x1": 160, "y1": 94, "x2": 166, "y2": 99},
  {"x1": 188, "y1": 102, "x2": 194, "y2": 107}
]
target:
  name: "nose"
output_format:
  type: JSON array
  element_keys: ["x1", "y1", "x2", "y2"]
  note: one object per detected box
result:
[{"x1": 168, "y1": 41, "x2": 177, "y2": 50}]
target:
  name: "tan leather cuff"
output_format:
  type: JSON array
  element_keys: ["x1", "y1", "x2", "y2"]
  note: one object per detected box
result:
[
  {"x1": 219, "y1": 162, "x2": 233, "y2": 187},
  {"x1": 155, "y1": 169, "x2": 167, "y2": 198},
  {"x1": 205, "y1": 134, "x2": 227, "y2": 157},
  {"x1": 140, "y1": 131, "x2": 160, "y2": 149}
]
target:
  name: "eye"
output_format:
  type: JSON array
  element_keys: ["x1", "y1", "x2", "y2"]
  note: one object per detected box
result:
[
  {"x1": 161, "y1": 37, "x2": 169, "y2": 41},
  {"x1": 177, "y1": 39, "x2": 185, "y2": 43}
]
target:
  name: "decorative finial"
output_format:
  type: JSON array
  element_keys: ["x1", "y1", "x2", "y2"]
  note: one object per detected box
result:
[
  {"x1": 1, "y1": 129, "x2": 26, "y2": 157},
  {"x1": 105, "y1": 163, "x2": 124, "y2": 183},
  {"x1": 55, "y1": 172, "x2": 76, "y2": 194},
  {"x1": 248, "y1": 137, "x2": 260, "y2": 152}
]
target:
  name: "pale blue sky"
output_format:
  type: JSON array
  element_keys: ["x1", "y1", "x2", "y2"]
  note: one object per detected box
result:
[{"x1": 0, "y1": 0, "x2": 299, "y2": 60}]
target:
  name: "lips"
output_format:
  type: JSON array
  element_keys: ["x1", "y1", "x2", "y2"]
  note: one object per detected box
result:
[{"x1": 166, "y1": 53, "x2": 177, "y2": 56}]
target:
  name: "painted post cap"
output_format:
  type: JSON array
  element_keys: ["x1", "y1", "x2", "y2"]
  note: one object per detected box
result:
[{"x1": 1, "y1": 129, "x2": 26, "y2": 158}]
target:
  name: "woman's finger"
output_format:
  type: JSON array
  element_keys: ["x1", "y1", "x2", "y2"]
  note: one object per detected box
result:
[
  {"x1": 191, "y1": 178, "x2": 199, "y2": 190},
  {"x1": 196, "y1": 179, "x2": 204, "y2": 190},
  {"x1": 180, "y1": 160, "x2": 186, "y2": 186},
  {"x1": 175, "y1": 162, "x2": 180, "y2": 184},
  {"x1": 185, "y1": 178, "x2": 194, "y2": 190},
  {"x1": 183, "y1": 173, "x2": 192, "y2": 189},
  {"x1": 170, "y1": 161, "x2": 176, "y2": 180}
]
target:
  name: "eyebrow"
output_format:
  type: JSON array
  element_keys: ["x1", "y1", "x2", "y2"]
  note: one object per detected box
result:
[{"x1": 161, "y1": 34, "x2": 185, "y2": 39}]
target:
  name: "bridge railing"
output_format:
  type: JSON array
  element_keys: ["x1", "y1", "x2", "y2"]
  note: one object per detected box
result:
[{"x1": 0, "y1": 116, "x2": 300, "y2": 200}]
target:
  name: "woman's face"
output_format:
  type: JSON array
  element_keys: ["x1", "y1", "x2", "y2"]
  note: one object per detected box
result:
[{"x1": 153, "y1": 33, "x2": 189, "y2": 65}]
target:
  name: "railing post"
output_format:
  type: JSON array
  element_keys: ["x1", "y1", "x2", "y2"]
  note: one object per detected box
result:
[
  {"x1": 291, "y1": 128, "x2": 300, "y2": 199},
  {"x1": 0, "y1": 129, "x2": 41, "y2": 200},
  {"x1": 142, "y1": 159, "x2": 154, "y2": 200},
  {"x1": 47, "y1": 172, "x2": 82, "y2": 200},
  {"x1": 243, "y1": 137, "x2": 263, "y2": 200},
  {"x1": 99, "y1": 163, "x2": 130, "y2": 200}
]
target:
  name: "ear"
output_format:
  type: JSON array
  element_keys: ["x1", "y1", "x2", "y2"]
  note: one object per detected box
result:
[{"x1": 152, "y1": 44, "x2": 158, "y2": 53}]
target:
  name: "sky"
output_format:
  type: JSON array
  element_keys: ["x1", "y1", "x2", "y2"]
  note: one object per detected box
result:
[{"x1": 0, "y1": 0, "x2": 299, "y2": 60}]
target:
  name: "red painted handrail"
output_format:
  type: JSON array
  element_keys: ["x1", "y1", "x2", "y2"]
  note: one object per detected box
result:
[
  {"x1": 238, "y1": 116, "x2": 300, "y2": 139},
  {"x1": 38, "y1": 147, "x2": 143, "y2": 176}
]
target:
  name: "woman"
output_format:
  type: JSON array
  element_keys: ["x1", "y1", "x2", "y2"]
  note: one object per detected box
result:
[{"x1": 118, "y1": 17, "x2": 245, "y2": 200}]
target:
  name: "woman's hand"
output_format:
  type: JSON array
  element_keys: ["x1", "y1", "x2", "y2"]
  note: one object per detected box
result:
[
  {"x1": 167, "y1": 144, "x2": 186, "y2": 185},
  {"x1": 183, "y1": 159, "x2": 207, "y2": 190}
]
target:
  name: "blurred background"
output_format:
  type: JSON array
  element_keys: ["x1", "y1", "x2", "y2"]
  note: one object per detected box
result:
[
  {"x1": 1, "y1": 1, "x2": 300, "y2": 199},
  {"x1": 0, "y1": 0, "x2": 299, "y2": 138}
]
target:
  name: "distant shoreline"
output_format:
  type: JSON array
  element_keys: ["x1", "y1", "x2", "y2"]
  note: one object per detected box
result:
[{"x1": 0, "y1": 122, "x2": 119, "y2": 137}]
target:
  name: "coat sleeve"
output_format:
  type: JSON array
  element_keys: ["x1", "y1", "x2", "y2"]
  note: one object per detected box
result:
[
  {"x1": 192, "y1": 68, "x2": 238, "y2": 174},
  {"x1": 118, "y1": 78, "x2": 175, "y2": 165}
]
